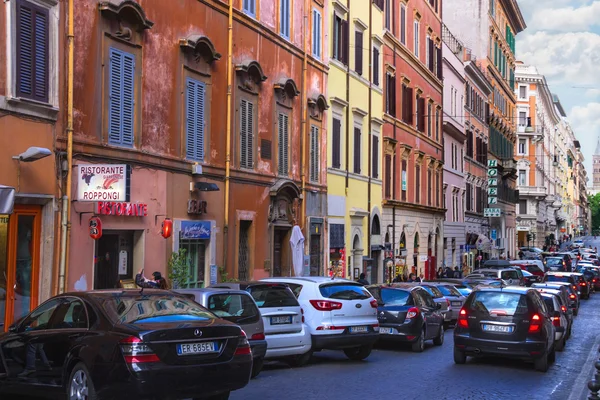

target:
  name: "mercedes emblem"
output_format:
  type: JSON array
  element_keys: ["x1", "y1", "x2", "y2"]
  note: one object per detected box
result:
[
  {"x1": 194, "y1": 329, "x2": 202, "y2": 337},
  {"x1": 355, "y1": 303, "x2": 362, "y2": 308}
]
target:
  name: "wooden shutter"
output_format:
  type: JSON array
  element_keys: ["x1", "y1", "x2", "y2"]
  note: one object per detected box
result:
[
  {"x1": 355, "y1": 31, "x2": 363, "y2": 75},
  {"x1": 342, "y1": 20, "x2": 350, "y2": 65},
  {"x1": 372, "y1": 135, "x2": 379, "y2": 179},
  {"x1": 428, "y1": 38, "x2": 434, "y2": 72},
  {"x1": 400, "y1": 5, "x2": 406, "y2": 44},
  {"x1": 436, "y1": 47, "x2": 443, "y2": 79},
  {"x1": 353, "y1": 127, "x2": 361, "y2": 174},
  {"x1": 390, "y1": 75, "x2": 396, "y2": 117},
  {"x1": 16, "y1": 0, "x2": 49, "y2": 102},
  {"x1": 310, "y1": 125, "x2": 320, "y2": 182},
  {"x1": 332, "y1": 118, "x2": 341, "y2": 168},
  {"x1": 436, "y1": 171, "x2": 440, "y2": 207},
  {"x1": 240, "y1": 99, "x2": 254, "y2": 168},
  {"x1": 108, "y1": 48, "x2": 135, "y2": 147},
  {"x1": 185, "y1": 78, "x2": 206, "y2": 160},
  {"x1": 415, "y1": 164, "x2": 420, "y2": 203},
  {"x1": 428, "y1": 169, "x2": 432, "y2": 205},
  {"x1": 278, "y1": 113, "x2": 289, "y2": 175},
  {"x1": 385, "y1": 154, "x2": 392, "y2": 198},
  {"x1": 401, "y1": 159, "x2": 407, "y2": 201},
  {"x1": 418, "y1": 97, "x2": 425, "y2": 132},
  {"x1": 373, "y1": 47, "x2": 379, "y2": 86}
]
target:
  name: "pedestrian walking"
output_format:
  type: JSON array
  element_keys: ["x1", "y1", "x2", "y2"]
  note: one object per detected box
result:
[{"x1": 357, "y1": 273, "x2": 370, "y2": 286}]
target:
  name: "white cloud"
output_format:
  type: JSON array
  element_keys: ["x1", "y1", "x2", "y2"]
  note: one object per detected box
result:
[
  {"x1": 568, "y1": 103, "x2": 599, "y2": 170},
  {"x1": 527, "y1": 1, "x2": 600, "y2": 32}
]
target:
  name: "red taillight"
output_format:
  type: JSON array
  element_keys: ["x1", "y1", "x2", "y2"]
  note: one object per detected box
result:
[
  {"x1": 301, "y1": 307, "x2": 305, "y2": 323},
  {"x1": 458, "y1": 308, "x2": 469, "y2": 328},
  {"x1": 561, "y1": 305, "x2": 567, "y2": 312},
  {"x1": 570, "y1": 294, "x2": 576, "y2": 299},
  {"x1": 250, "y1": 332, "x2": 265, "y2": 340},
  {"x1": 316, "y1": 325, "x2": 346, "y2": 331},
  {"x1": 309, "y1": 300, "x2": 343, "y2": 311},
  {"x1": 593, "y1": 279, "x2": 597, "y2": 283},
  {"x1": 552, "y1": 317, "x2": 561, "y2": 327},
  {"x1": 572, "y1": 285, "x2": 577, "y2": 291},
  {"x1": 120, "y1": 336, "x2": 159, "y2": 364},
  {"x1": 406, "y1": 307, "x2": 420, "y2": 319},
  {"x1": 235, "y1": 331, "x2": 251, "y2": 356},
  {"x1": 370, "y1": 299, "x2": 378, "y2": 309},
  {"x1": 528, "y1": 314, "x2": 542, "y2": 334}
]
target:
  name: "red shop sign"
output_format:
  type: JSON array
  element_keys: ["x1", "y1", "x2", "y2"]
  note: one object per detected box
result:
[{"x1": 96, "y1": 201, "x2": 148, "y2": 217}]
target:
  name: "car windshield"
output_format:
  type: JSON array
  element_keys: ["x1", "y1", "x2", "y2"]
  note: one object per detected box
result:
[
  {"x1": 422, "y1": 286, "x2": 444, "y2": 298},
  {"x1": 247, "y1": 285, "x2": 299, "y2": 308},
  {"x1": 456, "y1": 286, "x2": 471, "y2": 296},
  {"x1": 99, "y1": 293, "x2": 215, "y2": 324},
  {"x1": 380, "y1": 289, "x2": 411, "y2": 306},
  {"x1": 207, "y1": 294, "x2": 259, "y2": 324},
  {"x1": 469, "y1": 291, "x2": 528, "y2": 316},
  {"x1": 546, "y1": 258, "x2": 563, "y2": 266},
  {"x1": 319, "y1": 284, "x2": 371, "y2": 300},
  {"x1": 436, "y1": 285, "x2": 462, "y2": 297}
]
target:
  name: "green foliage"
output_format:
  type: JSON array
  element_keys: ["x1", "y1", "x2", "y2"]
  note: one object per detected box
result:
[
  {"x1": 218, "y1": 266, "x2": 239, "y2": 283},
  {"x1": 589, "y1": 193, "x2": 600, "y2": 234},
  {"x1": 168, "y1": 248, "x2": 191, "y2": 289}
]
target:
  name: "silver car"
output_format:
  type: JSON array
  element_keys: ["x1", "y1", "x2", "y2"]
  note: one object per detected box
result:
[
  {"x1": 408, "y1": 283, "x2": 452, "y2": 324},
  {"x1": 428, "y1": 283, "x2": 466, "y2": 322}
]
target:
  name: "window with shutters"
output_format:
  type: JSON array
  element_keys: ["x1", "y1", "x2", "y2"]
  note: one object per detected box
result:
[
  {"x1": 466, "y1": 131, "x2": 473, "y2": 158},
  {"x1": 417, "y1": 95, "x2": 425, "y2": 132},
  {"x1": 332, "y1": 14, "x2": 349, "y2": 64},
  {"x1": 400, "y1": 4, "x2": 407, "y2": 45},
  {"x1": 413, "y1": 20, "x2": 419, "y2": 58},
  {"x1": 402, "y1": 84, "x2": 413, "y2": 125},
  {"x1": 239, "y1": 99, "x2": 255, "y2": 169},
  {"x1": 372, "y1": 135, "x2": 379, "y2": 179},
  {"x1": 466, "y1": 183, "x2": 472, "y2": 211},
  {"x1": 353, "y1": 127, "x2": 361, "y2": 174},
  {"x1": 384, "y1": 154, "x2": 392, "y2": 199},
  {"x1": 435, "y1": 171, "x2": 440, "y2": 207},
  {"x1": 427, "y1": 102, "x2": 432, "y2": 137},
  {"x1": 310, "y1": 125, "x2": 320, "y2": 182},
  {"x1": 385, "y1": 74, "x2": 396, "y2": 116},
  {"x1": 435, "y1": 109, "x2": 440, "y2": 141},
  {"x1": 415, "y1": 164, "x2": 421, "y2": 204},
  {"x1": 373, "y1": 47, "x2": 380, "y2": 86},
  {"x1": 427, "y1": 169, "x2": 432, "y2": 206},
  {"x1": 332, "y1": 117, "x2": 342, "y2": 169},
  {"x1": 107, "y1": 47, "x2": 135, "y2": 147},
  {"x1": 15, "y1": 0, "x2": 50, "y2": 103},
  {"x1": 384, "y1": 0, "x2": 392, "y2": 31},
  {"x1": 277, "y1": 113, "x2": 289, "y2": 176},
  {"x1": 243, "y1": 0, "x2": 256, "y2": 17},
  {"x1": 355, "y1": 30, "x2": 363, "y2": 75},
  {"x1": 312, "y1": 9, "x2": 322, "y2": 59},
  {"x1": 401, "y1": 159, "x2": 407, "y2": 201},
  {"x1": 185, "y1": 78, "x2": 206, "y2": 161},
  {"x1": 280, "y1": 0, "x2": 290, "y2": 39},
  {"x1": 426, "y1": 35, "x2": 431, "y2": 69}
]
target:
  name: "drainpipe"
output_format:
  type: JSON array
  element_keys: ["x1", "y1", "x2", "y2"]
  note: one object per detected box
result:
[
  {"x1": 300, "y1": 0, "x2": 309, "y2": 231},
  {"x1": 366, "y1": 1, "x2": 372, "y2": 259},
  {"x1": 58, "y1": 0, "x2": 74, "y2": 294},
  {"x1": 223, "y1": 0, "x2": 234, "y2": 275}
]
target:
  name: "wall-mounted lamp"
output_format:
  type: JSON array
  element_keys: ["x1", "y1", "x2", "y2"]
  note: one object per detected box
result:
[
  {"x1": 12, "y1": 147, "x2": 52, "y2": 162},
  {"x1": 161, "y1": 218, "x2": 173, "y2": 239}
]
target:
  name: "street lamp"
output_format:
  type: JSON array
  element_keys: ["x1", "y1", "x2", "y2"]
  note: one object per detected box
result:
[{"x1": 12, "y1": 147, "x2": 52, "y2": 162}]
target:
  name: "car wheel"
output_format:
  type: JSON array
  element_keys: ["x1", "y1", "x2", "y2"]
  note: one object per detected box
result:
[
  {"x1": 433, "y1": 324, "x2": 444, "y2": 346},
  {"x1": 251, "y1": 357, "x2": 264, "y2": 378},
  {"x1": 556, "y1": 337, "x2": 566, "y2": 352},
  {"x1": 68, "y1": 362, "x2": 97, "y2": 400},
  {"x1": 287, "y1": 351, "x2": 313, "y2": 367},
  {"x1": 453, "y1": 347, "x2": 466, "y2": 364},
  {"x1": 411, "y1": 330, "x2": 425, "y2": 353},
  {"x1": 195, "y1": 392, "x2": 230, "y2": 400},
  {"x1": 343, "y1": 345, "x2": 372, "y2": 361},
  {"x1": 534, "y1": 352, "x2": 549, "y2": 372}
]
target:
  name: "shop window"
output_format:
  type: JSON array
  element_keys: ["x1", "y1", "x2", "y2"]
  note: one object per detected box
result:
[{"x1": 180, "y1": 239, "x2": 206, "y2": 288}]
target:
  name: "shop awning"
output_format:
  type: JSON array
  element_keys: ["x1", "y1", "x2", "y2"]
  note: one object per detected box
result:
[{"x1": 0, "y1": 185, "x2": 15, "y2": 214}]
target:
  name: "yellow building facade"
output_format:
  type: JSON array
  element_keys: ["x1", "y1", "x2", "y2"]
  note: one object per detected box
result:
[{"x1": 327, "y1": 0, "x2": 384, "y2": 283}]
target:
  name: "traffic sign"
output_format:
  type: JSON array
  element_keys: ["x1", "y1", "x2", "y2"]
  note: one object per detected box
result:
[{"x1": 491, "y1": 230, "x2": 497, "y2": 240}]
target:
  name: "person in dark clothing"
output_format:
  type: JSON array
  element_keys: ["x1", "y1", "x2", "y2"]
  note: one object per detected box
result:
[
  {"x1": 407, "y1": 273, "x2": 417, "y2": 282},
  {"x1": 392, "y1": 274, "x2": 403, "y2": 283},
  {"x1": 357, "y1": 273, "x2": 370, "y2": 286},
  {"x1": 135, "y1": 269, "x2": 168, "y2": 289},
  {"x1": 454, "y1": 267, "x2": 462, "y2": 278},
  {"x1": 436, "y1": 267, "x2": 444, "y2": 279}
]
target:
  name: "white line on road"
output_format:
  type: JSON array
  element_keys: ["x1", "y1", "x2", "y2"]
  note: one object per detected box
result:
[{"x1": 567, "y1": 334, "x2": 600, "y2": 400}]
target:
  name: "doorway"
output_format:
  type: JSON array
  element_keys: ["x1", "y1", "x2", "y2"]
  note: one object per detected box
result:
[
  {"x1": 273, "y1": 227, "x2": 291, "y2": 277},
  {"x1": 3, "y1": 205, "x2": 42, "y2": 330},
  {"x1": 94, "y1": 231, "x2": 134, "y2": 289}
]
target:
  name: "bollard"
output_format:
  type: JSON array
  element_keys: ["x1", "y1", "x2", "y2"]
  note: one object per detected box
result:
[{"x1": 588, "y1": 360, "x2": 600, "y2": 400}]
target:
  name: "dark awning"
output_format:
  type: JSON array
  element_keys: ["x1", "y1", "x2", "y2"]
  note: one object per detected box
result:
[
  {"x1": 0, "y1": 186, "x2": 15, "y2": 214},
  {"x1": 329, "y1": 224, "x2": 345, "y2": 248}
]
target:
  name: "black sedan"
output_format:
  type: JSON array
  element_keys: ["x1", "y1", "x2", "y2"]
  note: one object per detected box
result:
[
  {"x1": 367, "y1": 284, "x2": 444, "y2": 352},
  {"x1": 0, "y1": 290, "x2": 252, "y2": 400}
]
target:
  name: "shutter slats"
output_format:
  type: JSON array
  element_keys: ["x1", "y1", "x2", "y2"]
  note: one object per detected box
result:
[
  {"x1": 355, "y1": 31, "x2": 363, "y2": 75},
  {"x1": 121, "y1": 52, "x2": 135, "y2": 146},
  {"x1": 17, "y1": 1, "x2": 49, "y2": 102},
  {"x1": 17, "y1": 5, "x2": 33, "y2": 96},
  {"x1": 384, "y1": 155, "x2": 392, "y2": 198},
  {"x1": 278, "y1": 113, "x2": 289, "y2": 175},
  {"x1": 310, "y1": 126, "x2": 319, "y2": 182},
  {"x1": 240, "y1": 100, "x2": 248, "y2": 168},
  {"x1": 372, "y1": 136, "x2": 379, "y2": 179},
  {"x1": 34, "y1": 11, "x2": 47, "y2": 99},
  {"x1": 353, "y1": 127, "x2": 361, "y2": 174},
  {"x1": 186, "y1": 80, "x2": 196, "y2": 159},
  {"x1": 373, "y1": 47, "x2": 379, "y2": 85},
  {"x1": 108, "y1": 48, "x2": 123, "y2": 145},
  {"x1": 342, "y1": 20, "x2": 349, "y2": 65},
  {"x1": 415, "y1": 164, "x2": 420, "y2": 203},
  {"x1": 247, "y1": 102, "x2": 254, "y2": 167},
  {"x1": 332, "y1": 118, "x2": 341, "y2": 168},
  {"x1": 185, "y1": 78, "x2": 206, "y2": 160}
]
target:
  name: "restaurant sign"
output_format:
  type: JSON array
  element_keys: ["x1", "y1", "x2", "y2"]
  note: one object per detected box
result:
[
  {"x1": 180, "y1": 220, "x2": 211, "y2": 240},
  {"x1": 97, "y1": 201, "x2": 148, "y2": 217},
  {"x1": 78, "y1": 164, "x2": 130, "y2": 202}
]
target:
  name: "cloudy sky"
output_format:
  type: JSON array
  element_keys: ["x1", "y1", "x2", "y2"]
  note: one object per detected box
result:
[{"x1": 516, "y1": 0, "x2": 599, "y2": 178}]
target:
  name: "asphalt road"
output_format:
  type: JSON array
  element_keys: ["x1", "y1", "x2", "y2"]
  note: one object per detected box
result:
[{"x1": 232, "y1": 237, "x2": 600, "y2": 400}]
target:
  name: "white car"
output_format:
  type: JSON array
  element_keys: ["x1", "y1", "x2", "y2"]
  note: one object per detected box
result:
[
  {"x1": 261, "y1": 277, "x2": 379, "y2": 361},
  {"x1": 211, "y1": 282, "x2": 312, "y2": 365},
  {"x1": 573, "y1": 240, "x2": 584, "y2": 248}
]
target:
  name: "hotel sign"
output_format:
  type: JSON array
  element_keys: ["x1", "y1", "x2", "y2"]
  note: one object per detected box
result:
[
  {"x1": 487, "y1": 160, "x2": 498, "y2": 206},
  {"x1": 78, "y1": 164, "x2": 130, "y2": 202}
]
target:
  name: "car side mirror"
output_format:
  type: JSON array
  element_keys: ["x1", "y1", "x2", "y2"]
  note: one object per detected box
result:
[
  {"x1": 436, "y1": 303, "x2": 442, "y2": 310},
  {"x1": 8, "y1": 324, "x2": 17, "y2": 333}
]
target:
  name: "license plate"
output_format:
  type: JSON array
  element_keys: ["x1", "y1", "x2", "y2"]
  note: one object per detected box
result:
[
  {"x1": 379, "y1": 327, "x2": 394, "y2": 334},
  {"x1": 349, "y1": 326, "x2": 368, "y2": 334},
  {"x1": 270, "y1": 316, "x2": 292, "y2": 325},
  {"x1": 451, "y1": 301, "x2": 462, "y2": 307},
  {"x1": 482, "y1": 324, "x2": 514, "y2": 333},
  {"x1": 177, "y1": 342, "x2": 219, "y2": 355}
]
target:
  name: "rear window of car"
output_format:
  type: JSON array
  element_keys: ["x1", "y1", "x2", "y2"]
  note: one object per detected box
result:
[
  {"x1": 546, "y1": 258, "x2": 563, "y2": 266},
  {"x1": 437, "y1": 285, "x2": 462, "y2": 297},
  {"x1": 500, "y1": 270, "x2": 519, "y2": 280},
  {"x1": 247, "y1": 285, "x2": 299, "y2": 308},
  {"x1": 479, "y1": 271, "x2": 498, "y2": 279},
  {"x1": 525, "y1": 265, "x2": 543, "y2": 274},
  {"x1": 207, "y1": 294, "x2": 259, "y2": 324},
  {"x1": 546, "y1": 275, "x2": 570, "y2": 283},
  {"x1": 422, "y1": 286, "x2": 443, "y2": 298},
  {"x1": 319, "y1": 284, "x2": 371, "y2": 300},
  {"x1": 99, "y1": 293, "x2": 215, "y2": 324},
  {"x1": 380, "y1": 288, "x2": 411, "y2": 306},
  {"x1": 542, "y1": 297, "x2": 556, "y2": 312},
  {"x1": 469, "y1": 291, "x2": 529, "y2": 316}
]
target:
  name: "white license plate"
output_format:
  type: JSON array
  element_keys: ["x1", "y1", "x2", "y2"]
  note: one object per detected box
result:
[
  {"x1": 177, "y1": 342, "x2": 219, "y2": 355},
  {"x1": 379, "y1": 327, "x2": 394, "y2": 334},
  {"x1": 482, "y1": 324, "x2": 514, "y2": 333},
  {"x1": 349, "y1": 326, "x2": 368, "y2": 334},
  {"x1": 271, "y1": 316, "x2": 292, "y2": 325},
  {"x1": 451, "y1": 302, "x2": 462, "y2": 307}
]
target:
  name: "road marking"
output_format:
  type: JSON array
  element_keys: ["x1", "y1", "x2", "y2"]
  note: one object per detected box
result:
[{"x1": 567, "y1": 333, "x2": 600, "y2": 400}]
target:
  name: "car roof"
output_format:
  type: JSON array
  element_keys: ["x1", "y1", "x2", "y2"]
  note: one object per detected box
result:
[
  {"x1": 368, "y1": 284, "x2": 417, "y2": 291},
  {"x1": 261, "y1": 277, "x2": 358, "y2": 284},
  {"x1": 174, "y1": 288, "x2": 252, "y2": 296},
  {"x1": 533, "y1": 282, "x2": 570, "y2": 288},
  {"x1": 472, "y1": 286, "x2": 531, "y2": 295}
]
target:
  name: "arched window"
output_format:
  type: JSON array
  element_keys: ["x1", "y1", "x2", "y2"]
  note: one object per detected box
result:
[{"x1": 372, "y1": 215, "x2": 381, "y2": 235}]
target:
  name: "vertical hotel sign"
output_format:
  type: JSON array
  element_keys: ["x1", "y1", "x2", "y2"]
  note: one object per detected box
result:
[{"x1": 484, "y1": 160, "x2": 501, "y2": 218}]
